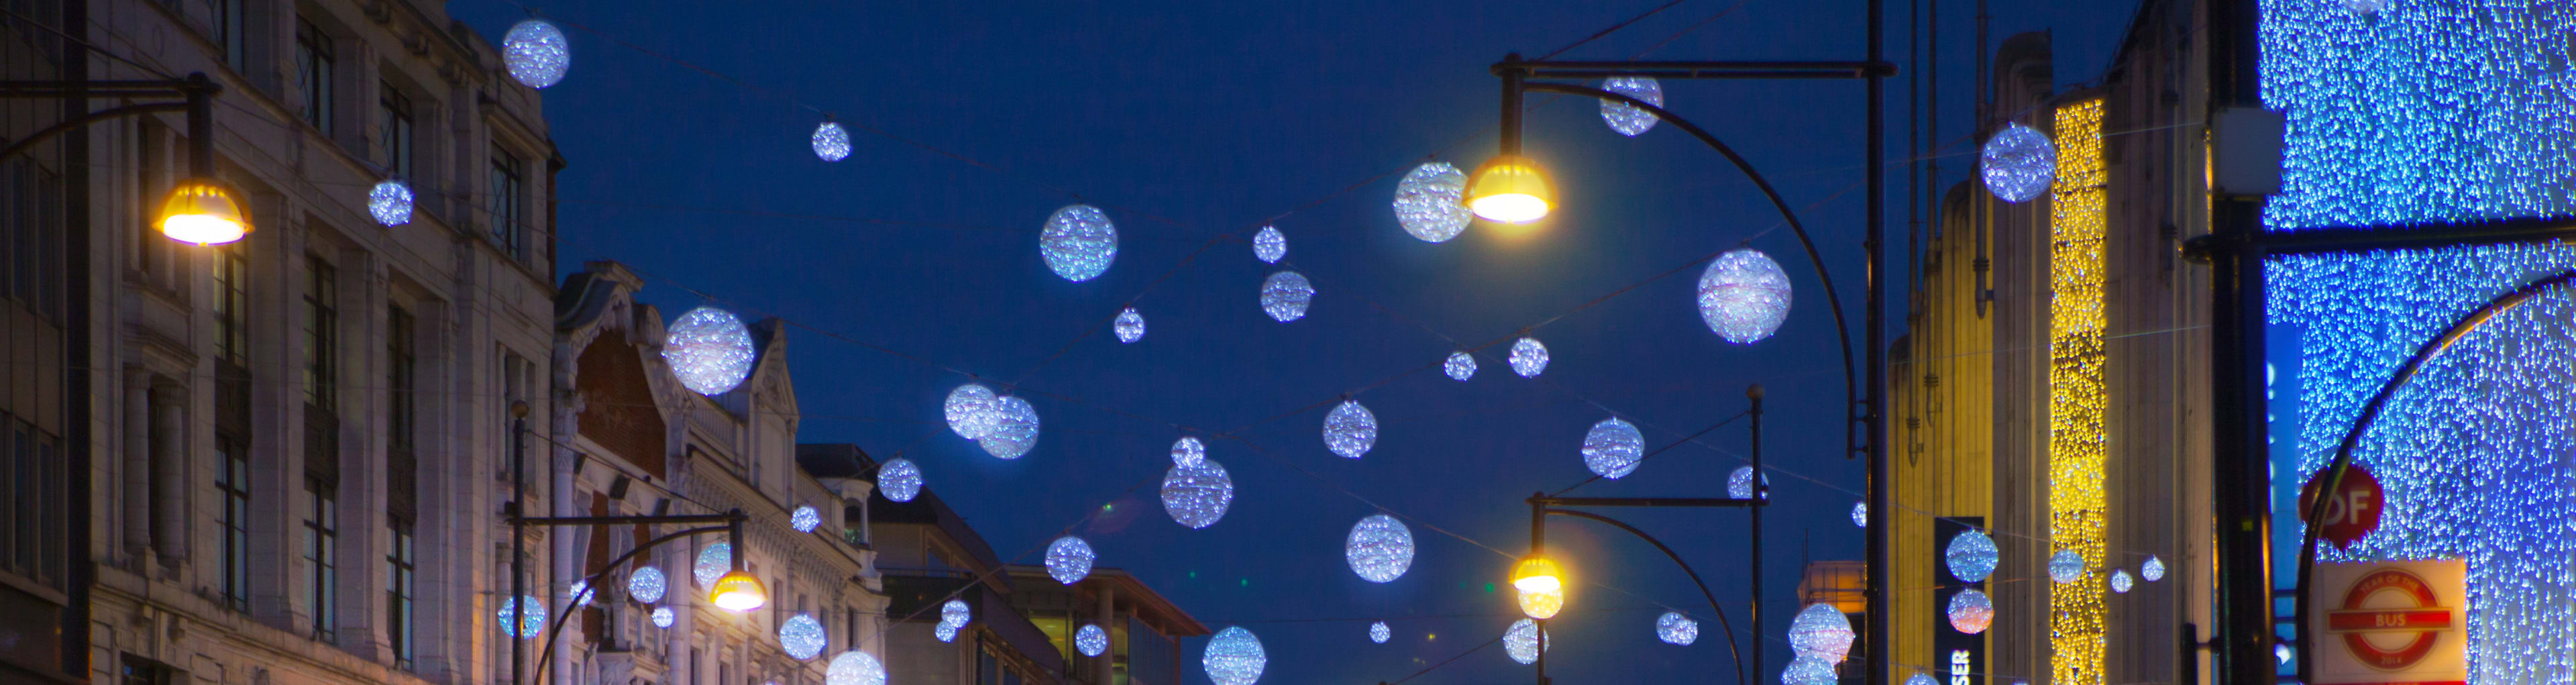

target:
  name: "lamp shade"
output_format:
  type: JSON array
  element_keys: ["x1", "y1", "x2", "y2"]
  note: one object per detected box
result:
[
  {"x1": 710, "y1": 570, "x2": 767, "y2": 611},
  {"x1": 1510, "y1": 554, "x2": 1565, "y2": 619},
  {"x1": 1464, "y1": 154, "x2": 1555, "y2": 223},
  {"x1": 157, "y1": 179, "x2": 251, "y2": 245}
]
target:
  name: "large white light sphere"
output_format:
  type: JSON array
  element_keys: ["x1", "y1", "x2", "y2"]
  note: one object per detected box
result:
[
  {"x1": 1040, "y1": 205, "x2": 1118, "y2": 282},
  {"x1": 791, "y1": 505, "x2": 822, "y2": 533},
  {"x1": 812, "y1": 121, "x2": 851, "y2": 162},
  {"x1": 824, "y1": 650, "x2": 887, "y2": 685},
  {"x1": 1252, "y1": 225, "x2": 1286, "y2": 263},
  {"x1": 1170, "y1": 436, "x2": 1206, "y2": 467},
  {"x1": 1161, "y1": 460, "x2": 1234, "y2": 529},
  {"x1": 1907, "y1": 672, "x2": 1939, "y2": 685},
  {"x1": 1980, "y1": 123, "x2": 2056, "y2": 203},
  {"x1": 1788, "y1": 603, "x2": 1856, "y2": 662},
  {"x1": 977, "y1": 395, "x2": 1040, "y2": 459},
  {"x1": 1657, "y1": 611, "x2": 1700, "y2": 645},
  {"x1": 628, "y1": 566, "x2": 667, "y2": 603},
  {"x1": 1945, "y1": 530, "x2": 1998, "y2": 583},
  {"x1": 934, "y1": 623, "x2": 958, "y2": 642},
  {"x1": 2110, "y1": 569, "x2": 2135, "y2": 593},
  {"x1": 1344, "y1": 514, "x2": 1415, "y2": 583},
  {"x1": 1114, "y1": 307, "x2": 1146, "y2": 344},
  {"x1": 879, "y1": 458, "x2": 923, "y2": 503},
  {"x1": 1598, "y1": 76, "x2": 1664, "y2": 136},
  {"x1": 501, "y1": 19, "x2": 570, "y2": 89},
  {"x1": 1077, "y1": 623, "x2": 1110, "y2": 657},
  {"x1": 664, "y1": 307, "x2": 757, "y2": 396},
  {"x1": 694, "y1": 542, "x2": 731, "y2": 588},
  {"x1": 781, "y1": 613, "x2": 828, "y2": 660},
  {"x1": 1582, "y1": 418, "x2": 1645, "y2": 479},
  {"x1": 1323, "y1": 400, "x2": 1379, "y2": 459},
  {"x1": 1946, "y1": 589, "x2": 1993, "y2": 634},
  {"x1": 2048, "y1": 549, "x2": 2085, "y2": 584},
  {"x1": 1727, "y1": 466, "x2": 1769, "y2": 500},
  {"x1": 1393, "y1": 162, "x2": 1472, "y2": 243},
  {"x1": 497, "y1": 594, "x2": 545, "y2": 638},
  {"x1": 1369, "y1": 621, "x2": 1391, "y2": 644},
  {"x1": 945, "y1": 383, "x2": 1000, "y2": 439},
  {"x1": 941, "y1": 598, "x2": 971, "y2": 627},
  {"x1": 1046, "y1": 536, "x2": 1095, "y2": 584},
  {"x1": 1503, "y1": 619, "x2": 1550, "y2": 665},
  {"x1": 1851, "y1": 501, "x2": 1867, "y2": 527},
  {"x1": 1203, "y1": 626, "x2": 1267, "y2": 685},
  {"x1": 1698, "y1": 249, "x2": 1794, "y2": 344},
  {"x1": 650, "y1": 606, "x2": 675, "y2": 628},
  {"x1": 1444, "y1": 352, "x2": 1477, "y2": 381},
  {"x1": 1260, "y1": 271, "x2": 1315, "y2": 322},
  {"x1": 1782, "y1": 656, "x2": 1837, "y2": 685},
  {"x1": 1509, "y1": 337, "x2": 1550, "y2": 377},
  {"x1": 368, "y1": 180, "x2": 413, "y2": 227},
  {"x1": 2141, "y1": 555, "x2": 2166, "y2": 582}
]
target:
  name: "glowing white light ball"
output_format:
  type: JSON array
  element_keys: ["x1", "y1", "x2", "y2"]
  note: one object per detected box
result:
[
  {"x1": 2345, "y1": 0, "x2": 2386, "y2": 15},
  {"x1": 1344, "y1": 514, "x2": 1415, "y2": 583},
  {"x1": 568, "y1": 580, "x2": 594, "y2": 607},
  {"x1": 791, "y1": 505, "x2": 822, "y2": 533},
  {"x1": 941, "y1": 598, "x2": 971, "y2": 627},
  {"x1": 812, "y1": 121, "x2": 851, "y2": 162},
  {"x1": 1046, "y1": 536, "x2": 1095, "y2": 584},
  {"x1": 2048, "y1": 549, "x2": 2084, "y2": 584},
  {"x1": 1599, "y1": 76, "x2": 1664, "y2": 136},
  {"x1": 1509, "y1": 337, "x2": 1550, "y2": 377},
  {"x1": 1698, "y1": 249, "x2": 1794, "y2": 344},
  {"x1": 2275, "y1": 643, "x2": 2294, "y2": 666},
  {"x1": 1040, "y1": 205, "x2": 1118, "y2": 282},
  {"x1": 1077, "y1": 624, "x2": 1109, "y2": 657},
  {"x1": 501, "y1": 20, "x2": 570, "y2": 89},
  {"x1": 1114, "y1": 307, "x2": 1146, "y2": 344},
  {"x1": 825, "y1": 650, "x2": 887, "y2": 685},
  {"x1": 1161, "y1": 460, "x2": 1234, "y2": 529},
  {"x1": 977, "y1": 395, "x2": 1039, "y2": 459},
  {"x1": 1260, "y1": 271, "x2": 1315, "y2": 322},
  {"x1": 1980, "y1": 123, "x2": 2056, "y2": 203},
  {"x1": 879, "y1": 458, "x2": 923, "y2": 503},
  {"x1": 2110, "y1": 569, "x2": 2135, "y2": 593},
  {"x1": 1906, "y1": 672, "x2": 1939, "y2": 685},
  {"x1": 1503, "y1": 619, "x2": 1550, "y2": 665},
  {"x1": 664, "y1": 307, "x2": 757, "y2": 396},
  {"x1": 945, "y1": 384, "x2": 1000, "y2": 439},
  {"x1": 1788, "y1": 603, "x2": 1855, "y2": 662},
  {"x1": 1393, "y1": 162, "x2": 1472, "y2": 243},
  {"x1": 1851, "y1": 501, "x2": 1867, "y2": 527},
  {"x1": 1444, "y1": 352, "x2": 1477, "y2": 381},
  {"x1": 1582, "y1": 418, "x2": 1645, "y2": 479},
  {"x1": 1946, "y1": 589, "x2": 1993, "y2": 634},
  {"x1": 651, "y1": 606, "x2": 675, "y2": 628},
  {"x1": 2142, "y1": 556, "x2": 2166, "y2": 582},
  {"x1": 1657, "y1": 611, "x2": 1699, "y2": 645},
  {"x1": 1171, "y1": 437, "x2": 1206, "y2": 467},
  {"x1": 1203, "y1": 626, "x2": 1267, "y2": 685},
  {"x1": 1369, "y1": 621, "x2": 1391, "y2": 644},
  {"x1": 1323, "y1": 400, "x2": 1379, "y2": 459},
  {"x1": 628, "y1": 566, "x2": 667, "y2": 604},
  {"x1": 497, "y1": 594, "x2": 545, "y2": 637},
  {"x1": 1253, "y1": 225, "x2": 1286, "y2": 263},
  {"x1": 368, "y1": 180, "x2": 413, "y2": 226},
  {"x1": 781, "y1": 613, "x2": 827, "y2": 660},
  {"x1": 694, "y1": 542, "x2": 731, "y2": 588},
  {"x1": 1782, "y1": 656, "x2": 1837, "y2": 685},
  {"x1": 934, "y1": 623, "x2": 958, "y2": 642},
  {"x1": 1727, "y1": 466, "x2": 1770, "y2": 499},
  {"x1": 1945, "y1": 530, "x2": 1998, "y2": 583}
]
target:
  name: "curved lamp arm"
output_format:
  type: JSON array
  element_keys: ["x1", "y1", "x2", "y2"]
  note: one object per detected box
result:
[
  {"x1": 531, "y1": 523, "x2": 733, "y2": 684},
  {"x1": 1546, "y1": 509, "x2": 1749, "y2": 685}
]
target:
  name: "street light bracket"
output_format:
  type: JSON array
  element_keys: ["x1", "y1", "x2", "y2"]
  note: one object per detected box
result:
[{"x1": 1541, "y1": 507, "x2": 1749, "y2": 685}]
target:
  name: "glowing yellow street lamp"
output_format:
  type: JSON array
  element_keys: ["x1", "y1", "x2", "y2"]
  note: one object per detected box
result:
[
  {"x1": 709, "y1": 569, "x2": 769, "y2": 612},
  {"x1": 1510, "y1": 554, "x2": 1566, "y2": 619},
  {"x1": 156, "y1": 178, "x2": 251, "y2": 245},
  {"x1": 1463, "y1": 154, "x2": 1556, "y2": 223}
]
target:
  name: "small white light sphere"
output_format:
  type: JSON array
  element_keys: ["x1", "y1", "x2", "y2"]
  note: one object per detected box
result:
[
  {"x1": 368, "y1": 180, "x2": 413, "y2": 226},
  {"x1": 1906, "y1": 672, "x2": 1940, "y2": 685},
  {"x1": 977, "y1": 395, "x2": 1040, "y2": 460},
  {"x1": 628, "y1": 566, "x2": 667, "y2": 604},
  {"x1": 1077, "y1": 623, "x2": 1110, "y2": 657},
  {"x1": 501, "y1": 19, "x2": 570, "y2": 89},
  {"x1": 812, "y1": 121, "x2": 851, "y2": 162},
  {"x1": 1161, "y1": 460, "x2": 1235, "y2": 529},
  {"x1": 1509, "y1": 337, "x2": 1550, "y2": 377},
  {"x1": 879, "y1": 458, "x2": 924, "y2": 503},
  {"x1": 1698, "y1": 249, "x2": 1794, "y2": 344},
  {"x1": 824, "y1": 650, "x2": 888, "y2": 685},
  {"x1": 1727, "y1": 466, "x2": 1770, "y2": 500},
  {"x1": 1393, "y1": 162, "x2": 1472, "y2": 243},
  {"x1": 1344, "y1": 514, "x2": 1415, "y2": 583},
  {"x1": 1945, "y1": 530, "x2": 1999, "y2": 584},
  {"x1": 1503, "y1": 619, "x2": 1550, "y2": 665},
  {"x1": 1114, "y1": 307, "x2": 1146, "y2": 344},
  {"x1": 1598, "y1": 76, "x2": 1664, "y2": 136},
  {"x1": 2344, "y1": 0, "x2": 2386, "y2": 15},
  {"x1": 1252, "y1": 225, "x2": 1286, "y2": 263},
  {"x1": 694, "y1": 542, "x2": 731, "y2": 588},
  {"x1": 2110, "y1": 569, "x2": 2135, "y2": 593},
  {"x1": 664, "y1": 307, "x2": 757, "y2": 396},
  {"x1": 945, "y1": 383, "x2": 1001, "y2": 439},
  {"x1": 1851, "y1": 501, "x2": 1867, "y2": 527},
  {"x1": 2275, "y1": 643, "x2": 2294, "y2": 666},
  {"x1": 1369, "y1": 621, "x2": 1391, "y2": 644},
  {"x1": 1203, "y1": 626, "x2": 1267, "y2": 685},
  {"x1": 1323, "y1": 400, "x2": 1379, "y2": 460},
  {"x1": 1046, "y1": 536, "x2": 1096, "y2": 584},
  {"x1": 1040, "y1": 205, "x2": 1118, "y2": 282},
  {"x1": 791, "y1": 505, "x2": 822, "y2": 533},
  {"x1": 650, "y1": 606, "x2": 675, "y2": 628},
  {"x1": 1582, "y1": 418, "x2": 1645, "y2": 479},
  {"x1": 1782, "y1": 656, "x2": 1837, "y2": 685},
  {"x1": 1444, "y1": 352, "x2": 1477, "y2": 381},
  {"x1": 1788, "y1": 603, "x2": 1856, "y2": 662},
  {"x1": 1946, "y1": 589, "x2": 1994, "y2": 634},
  {"x1": 781, "y1": 613, "x2": 828, "y2": 660},
  {"x1": 1169, "y1": 436, "x2": 1207, "y2": 467},
  {"x1": 1980, "y1": 123, "x2": 2057, "y2": 203},
  {"x1": 1260, "y1": 271, "x2": 1315, "y2": 322},
  {"x1": 934, "y1": 623, "x2": 959, "y2": 642},
  {"x1": 568, "y1": 580, "x2": 594, "y2": 607},
  {"x1": 941, "y1": 598, "x2": 971, "y2": 627},
  {"x1": 2048, "y1": 549, "x2": 2085, "y2": 584},
  {"x1": 1657, "y1": 611, "x2": 1700, "y2": 645},
  {"x1": 2141, "y1": 556, "x2": 2167, "y2": 582},
  {"x1": 497, "y1": 594, "x2": 545, "y2": 638}
]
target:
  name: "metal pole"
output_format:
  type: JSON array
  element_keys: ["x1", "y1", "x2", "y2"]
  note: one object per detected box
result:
[
  {"x1": 1864, "y1": 0, "x2": 1891, "y2": 680},
  {"x1": 1500, "y1": 54, "x2": 1525, "y2": 156},
  {"x1": 2206, "y1": 0, "x2": 2275, "y2": 681},
  {"x1": 1748, "y1": 384, "x2": 1766, "y2": 685},
  {"x1": 184, "y1": 73, "x2": 212, "y2": 177},
  {"x1": 508, "y1": 401, "x2": 528, "y2": 685},
  {"x1": 1529, "y1": 496, "x2": 1547, "y2": 685}
]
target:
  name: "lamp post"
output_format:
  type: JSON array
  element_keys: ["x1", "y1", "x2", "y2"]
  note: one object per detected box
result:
[{"x1": 0, "y1": 72, "x2": 252, "y2": 244}]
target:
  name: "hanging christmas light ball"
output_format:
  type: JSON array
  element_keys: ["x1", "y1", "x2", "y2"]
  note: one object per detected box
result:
[
  {"x1": 1727, "y1": 466, "x2": 1770, "y2": 500},
  {"x1": 1851, "y1": 501, "x2": 1867, "y2": 527},
  {"x1": 978, "y1": 395, "x2": 1040, "y2": 459},
  {"x1": 1946, "y1": 589, "x2": 1994, "y2": 634},
  {"x1": 1253, "y1": 225, "x2": 1286, "y2": 264},
  {"x1": 1393, "y1": 162, "x2": 1472, "y2": 243},
  {"x1": 824, "y1": 650, "x2": 887, "y2": 685},
  {"x1": 629, "y1": 566, "x2": 667, "y2": 604},
  {"x1": 497, "y1": 594, "x2": 545, "y2": 637},
  {"x1": 1698, "y1": 249, "x2": 1794, "y2": 344},
  {"x1": 694, "y1": 542, "x2": 732, "y2": 588},
  {"x1": 566, "y1": 580, "x2": 595, "y2": 608},
  {"x1": 1582, "y1": 418, "x2": 1645, "y2": 479},
  {"x1": 1114, "y1": 307, "x2": 1146, "y2": 344},
  {"x1": 791, "y1": 505, "x2": 822, "y2": 533},
  {"x1": 501, "y1": 19, "x2": 570, "y2": 89},
  {"x1": 651, "y1": 606, "x2": 676, "y2": 628},
  {"x1": 1161, "y1": 460, "x2": 1235, "y2": 529},
  {"x1": 1260, "y1": 271, "x2": 1315, "y2": 323},
  {"x1": 1323, "y1": 400, "x2": 1379, "y2": 460},
  {"x1": 1906, "y1": 672, "x2": 1939, "y2": 685},
  {"x1": 368, "y1": 180, "x2": 413, "y2": 227},
  {"x1": 1504, "y1": 619, "x2": 1550, "y2": 665},
  {"x1": 1945, "y1": 530, "x2": 1998, "y2": 583},
  {"x1": 1657, "y1": 611, "x2": 1700, "y2": 645},
  {"x1": 1046, "y1": 536, "x2": 1095, "y2": 584},
  {"x1": 934, "y1": 623, "x2": 959, "y2": 642},
  {"x1": 2110, "y1": 569, "x2": 2135, "y2": 594},
  {"x1": 1509, "y1": 337, "x2": 1550, "y2": 377},
  {"x1": 941, "y1": 598, "x2": 972, "y2": 627},
  {"x1": 1598, "y1": 76, "x2": 1665, "y2": 136},
  {"x1": 1040, "y1": 205, "x2": 1118, "y2": 282},
  {"x1": 2048, "y1": 549, "x2": 2085, "y2": 584},
  {"x1": 781, "y1": 613, "x2": 828, "y2": 660},
  {"x1": 1788, "y1": 603, "x2": 1856, "y2": 662},
  {"x1": 1980, "y1": 122, "x2": 2057, "y2": 203},
  {"x1": 1344, "y1": 514, "x2": 1415, "y2": 583},
  {"x1": 2275, "y1": 643, "x2": 2294, "y2": 666},
  {"x1": 1444, "y1": 352, "x2": 1477, "y2": 381},
  {"x1": 812, "y1": 121, "x2": 851, "y2": 162},
  {"x1": 1170, "y1": 436, "x2": 1206, "y2": 467},
  {"x1": 1369, "y1": 621, "x2": 1391, "y2": 644},
  {"x1": 1782, "y1": 656, "x2": 1837, "y2": 685},
  {"x1": 664, "y1": 307, "x2": 757, "y2": 396},
  {"x1": 2141, "y1": 556, "x2": 2166, "y2": 582},
  {"x1": 1077, "y1": 623, "x2": 1110, "y2": 657},
  {"x1": 1202, "y1": 626, "x2": 1267, "y2": 685},
  {"x1": 879, "y1": 458, "x2": 924, "y2": 503},
  {"x1": 2344, "y1": 0, "x2": 2387, "y2": 15},
  {"x1": 946, "y1": 383, "x2": 1001, "y2": 439}
]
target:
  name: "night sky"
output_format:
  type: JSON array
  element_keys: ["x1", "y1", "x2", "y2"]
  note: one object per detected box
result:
[{"x1": 449, "y1": 1, "x2": 2137, "y2": 682}]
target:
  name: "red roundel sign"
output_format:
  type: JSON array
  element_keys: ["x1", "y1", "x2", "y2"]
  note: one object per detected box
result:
[
  {"x1": 2300, "y1": 464, "x2": 2383, "y2": 549},
  {"x1": 2324, "y1": 568, "x2": 2455, "y2": 672}
]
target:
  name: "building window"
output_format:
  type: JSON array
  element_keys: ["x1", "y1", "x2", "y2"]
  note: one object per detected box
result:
[
  {"x1": 386, "y1": 305, "x2": 417, "y2": 669},
  {"x1": 0, "y1": 418, "x2": 64, "y2": 588},
  {"x1": 120, "y1": 655, "x2": 177, "y2": 685},
  {"x1": 380, "y1": 83, "x2": 413, "y2": 181},
  {"x1": 303, "y1": 256, "x2": 337, "y2": 409},
  {"x1": 498, "y1": 350, "x2": 531, "y2": 480},
  {"x1": 135, "y1": 124, "x2": 172, "y2": 282},
  {"x1": 215, "y1": 436, "x2": 250, "y2": 611},
  {"x1": 2, "y1": 158, "x2": 66, "y2": 321},
  {"x1": 294, "y1": 19, "x2": 335, "y2": 133},
  {"x1": 386, "y1": 519, "x2": 415, "y2": 670},
  {"x1": 303, "y1": 475, "x2": 338, "y2": 641},
  {"x1": 488, "y1": 147, "x2": 525, "y2": 259},
  {"x1": 214, "y1": 249, "x2": 248, "y2": 367}
]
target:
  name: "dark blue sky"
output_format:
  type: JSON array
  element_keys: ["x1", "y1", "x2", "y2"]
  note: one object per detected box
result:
[{"x1": 452, "y1": 1, "x2": 2136, "y2": 682}]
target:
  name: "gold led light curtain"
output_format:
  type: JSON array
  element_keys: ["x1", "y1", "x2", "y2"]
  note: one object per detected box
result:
[{"x1": 2047, "y1": 98, "x2": 2108, "y2": 685}]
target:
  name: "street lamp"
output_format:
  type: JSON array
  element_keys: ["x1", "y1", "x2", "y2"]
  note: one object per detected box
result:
[
  {"x1": 710, "y1": 568, "x2": 770, "y2": 611},
  {"x1": 1, "y1": 74, "x2": 249, "y2": 244},
  {"x1": 1508, "y1": 554, "x2": 1566, "y2": 620},
  {"x1": 155, "y1": 178, "x2": 252, "y2": 244},
  {"x1": 1464, "y1": 154, "x2": 1557, "y2": 223}
]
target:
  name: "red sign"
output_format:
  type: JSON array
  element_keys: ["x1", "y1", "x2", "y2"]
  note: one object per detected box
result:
[{"x1": 2300, "y1": 464, "x2": 2383, "y2": 549}]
